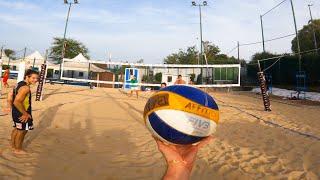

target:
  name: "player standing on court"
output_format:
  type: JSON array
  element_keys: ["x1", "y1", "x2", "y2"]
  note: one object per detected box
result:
[
  {"x1": 2, "y1": 68, "x2": 10, "y2": 88},
  {"x1": 174, "y1": 75, "x2": 186, "y2": 85},
  {"x1": 129, "y1": 75, "x2": 139, "y2": 98},
  {"x1": 11, "y1": 69, "x2": 39, "y2": 155}
]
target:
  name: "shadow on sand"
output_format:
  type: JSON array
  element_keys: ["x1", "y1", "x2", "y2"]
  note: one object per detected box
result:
[
  {"x1": 31, "y1": 101, "x2": 163, "y2": 180},
  {"x1": 42, "y1": 88, "x2": 90, "y2": 101},
  {"x1": 25, "y1": 104, "x2": 62, "y2": 147}
]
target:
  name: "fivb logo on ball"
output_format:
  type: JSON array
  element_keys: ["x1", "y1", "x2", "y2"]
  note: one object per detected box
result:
[{"x1": 144, "y1": 85, "x2": 219, "y2": 145}]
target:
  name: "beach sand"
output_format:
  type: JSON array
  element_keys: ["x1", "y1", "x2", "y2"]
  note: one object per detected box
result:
[{"x1": 0, "y1": 84, "x2": 320, "y2": 180}]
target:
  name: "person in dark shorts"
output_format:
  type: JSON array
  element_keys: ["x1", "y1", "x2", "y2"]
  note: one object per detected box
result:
[{"x1": 11, "y1": 69, "x2": 39, "y2": 155}]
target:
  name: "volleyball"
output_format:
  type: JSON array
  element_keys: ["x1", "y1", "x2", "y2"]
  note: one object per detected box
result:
[{"x1": 144, "y1": 85, "x2": 219, "y2": 145}]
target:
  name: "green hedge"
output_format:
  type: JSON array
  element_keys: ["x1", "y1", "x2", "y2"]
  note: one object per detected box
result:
[{"x1": 247, "y1": 54, "x2": 320, "y2": 86}]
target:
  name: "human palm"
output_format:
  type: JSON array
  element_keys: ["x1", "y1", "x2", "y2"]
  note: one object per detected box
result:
[{"x1": 156, "y1": 136, "x2": 213, "y2": 171}]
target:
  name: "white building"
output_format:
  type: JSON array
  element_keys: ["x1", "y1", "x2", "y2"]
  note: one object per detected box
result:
[
  {"x1": 60, "y1": 53, "x2": 105, "y2": 79},
  {"x1": 0, "y1": 52, "x2": 9, "y2": 63},
  {"x1": 1, "y1": 51, "x2": 105, "y2": 80},
  {"x1": 1, "y1": 51, "x2": 48, "y2": 72}
]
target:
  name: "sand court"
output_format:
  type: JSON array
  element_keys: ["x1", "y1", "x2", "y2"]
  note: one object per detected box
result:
[{"x1": 1, "y1": 85, "x2": 320, "y2": 179}]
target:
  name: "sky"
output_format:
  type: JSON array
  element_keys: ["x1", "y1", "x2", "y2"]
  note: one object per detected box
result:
[{"x1": 0, "y1": 0, "x2": 319, "y2": 63}]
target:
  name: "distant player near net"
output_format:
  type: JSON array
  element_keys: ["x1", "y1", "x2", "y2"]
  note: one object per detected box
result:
[
  {"x1": 2, "y1": 68, "x2": 10, "y2": 88},
  {"x1": 161, "y1": 82, "x2": 167, "y2": 88},
  {"x1": 11, "y1": 69, "x2": 39, "y2": 155},
  {"x1": 174, "y1": 75, "x2": 186, "y2": 85},
  {"x1": 189, "y1": 77, "x2": 194, "y2": 85},
  {"x1": 129, "y1": 75, "x2": 139, "y2": 98}
]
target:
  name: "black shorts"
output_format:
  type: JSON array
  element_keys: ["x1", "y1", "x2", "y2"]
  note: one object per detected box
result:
[
  {"x1": 12, "y1": 111, "x2": 33, "y2": 131},
  {"x1": 12, "y1": 121, "x2": 34, "y2": 131}
]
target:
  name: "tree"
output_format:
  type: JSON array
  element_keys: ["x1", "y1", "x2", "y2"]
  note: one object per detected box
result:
[
  {"x1": 246, "y1": 51, "x2": 277, "y2": 80},
  {"x1": 189, "y1": 73, "x2": 196, "y2": 81},
  {"x1": 142, "y1": 74, "x2": 154, "y2": 83},
  {"x1": 155, "y1": 73, "x2": 162, "y2": 83},
  {"x1": 250, "y1": 51, "x2": 278, "y2": 64},
  {"x1": 137, "y1": 59, "x2": 144, "y2": 63},
  {"x1": 4, "y1": 49, "x2": 16, "y2": 59},
  {"x1": 164, "y1": 46, "x2": 199, "y2": 65},
  {"x1": 50, "y1": 37, "x2": 90, "y2": 63},
  {"x1": 164, "y1": 42, "x2": 239, "y2": 65},
  {"x1": 292, "y1": 19, "x2": 320, "y2": 53},
  {"x1": 203, "y1": 41, "x2": 220, "y2": 63}
]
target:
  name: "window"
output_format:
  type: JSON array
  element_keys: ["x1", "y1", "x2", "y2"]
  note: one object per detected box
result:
[
  {"x1": 167, "y1": 76, "x2": 172, "y2": 82},
  {"x1": 79, "y1": 72, "x2": 84, "y2": 77},
  {"x1": 13, "y1": 66, "x2": 17, "y2": 70},
  {"x1": 54, "y1": 70, "x2": 60, "y2": 75}
]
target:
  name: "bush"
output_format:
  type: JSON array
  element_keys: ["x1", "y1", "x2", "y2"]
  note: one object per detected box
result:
[
  {"x1": 247, "y1": 52, "x2": 320, "y2": 87},
  {"x1": 155, "y1": 73, "x2": 162, "y2": 83}
]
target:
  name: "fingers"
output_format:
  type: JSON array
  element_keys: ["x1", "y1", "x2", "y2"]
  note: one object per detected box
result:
[
  {"x1": 18, "y1": 113, "x2": 31, "y2": 123},
  {"x1": 19, "y1": 119, "x2": 27, "y2": 123},
  {"x1": 18, "y1": 116, "x2": 29, "y2": 122},
  {"x1": 155, "y1": 139, "x2": 164, "y2": 149},
  {"x1": 156, "y1": 139, "x2": 174, "y2": 152},
  {"x1": 153, "y1": 136, "x2": 167, "y2": 151},
  {"x1": 153, "y1": 137, "x2": 180, "y2": 155}
]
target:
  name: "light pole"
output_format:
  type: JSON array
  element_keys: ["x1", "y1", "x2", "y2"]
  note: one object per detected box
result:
[
  {"x1": 0, "y1": 45, "x2": 4, "y2": 59},
  {"x1": 192, "y1": 1, "x2": 208, "y2": 65},
  {"x1": 260, "y1": 0, "x2": 290, "y2": 53},
  {"x1": 308, "y1": 4, "x2": 318, "y2": 53},
  {"x1": 59, "y1": 0, "x2": 79, "y2": 79},
  {"x1": 0, "y1": 45, "x2": 4, "y2": 96},
  {"x1": 260, "y1": 15, "x2": 266, "y2": 52},
  {"x1": 290, "y1": 0, "x2": 302, "y2": 71},
  {"x1": 192, "y1": 1, "x2": 208, "y2": 84},
  {"x1": 260, "y1": 0, "x2": 302, "y2": 70}
]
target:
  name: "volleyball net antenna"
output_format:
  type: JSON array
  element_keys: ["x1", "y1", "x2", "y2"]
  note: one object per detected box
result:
[{"x1": 60, "y1": 58, "x2": 241, "y2": 88}]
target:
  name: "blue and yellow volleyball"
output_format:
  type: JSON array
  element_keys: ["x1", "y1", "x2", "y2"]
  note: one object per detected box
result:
[{"x1": 144, "y1": 85, "x2": 219, "y2": 145}]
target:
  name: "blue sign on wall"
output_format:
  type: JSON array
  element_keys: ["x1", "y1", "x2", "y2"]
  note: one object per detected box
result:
[{"x1": 124, "y1": 68, "x2": 139, "y2": 90}]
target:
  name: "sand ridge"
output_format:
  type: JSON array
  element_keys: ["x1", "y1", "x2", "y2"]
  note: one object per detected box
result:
[{"x1": 0, "y1": 85, "x2": 320, "y2": 179}]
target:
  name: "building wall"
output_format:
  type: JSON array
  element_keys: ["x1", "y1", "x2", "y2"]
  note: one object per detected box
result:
[
  {"x1": 62, "y1": 70, "x2": 88, "y2": 79},
  {"x1": 153, "y1": 68, "x2": 201, "y2": 77},
  {"x1": 91, "y1": 72, "x2": 115, "y2": 88}
]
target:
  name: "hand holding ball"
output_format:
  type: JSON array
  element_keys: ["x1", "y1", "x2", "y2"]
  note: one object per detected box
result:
[{"x1": 144, "y1": 85, "x2": 219, "y2": 145}]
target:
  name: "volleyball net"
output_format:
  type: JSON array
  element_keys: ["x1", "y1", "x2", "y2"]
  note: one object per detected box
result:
[{"x1": 60, "y1": 59, "x2": 241, "y2": 89}]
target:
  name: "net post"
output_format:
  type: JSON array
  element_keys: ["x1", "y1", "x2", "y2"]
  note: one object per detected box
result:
[
  {"x1": 237, "y1": 64, "x2": 241, "y2": 87},
  {"x1": 60, "y1": 58, "x2": 65, "y2": 80},
  {"x1": 36, "y1": 50, "x2": 48, "y2": 101},
  {"x1": 36, "y1": 64, "x2": 47, "y2": 101},
  {"x1": 257, "y1": 71, "x2": 271, "y2": 111}
]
